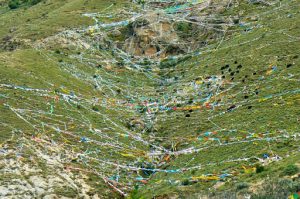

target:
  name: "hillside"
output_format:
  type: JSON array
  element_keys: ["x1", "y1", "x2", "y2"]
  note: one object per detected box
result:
[{"x1": 0, "y1": 0, "x2": 299, "y2": 198}]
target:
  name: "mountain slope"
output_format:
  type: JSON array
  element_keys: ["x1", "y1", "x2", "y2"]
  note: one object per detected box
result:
[{"x1": 0, "y1": 0, "x2": 299, "y2": 198}]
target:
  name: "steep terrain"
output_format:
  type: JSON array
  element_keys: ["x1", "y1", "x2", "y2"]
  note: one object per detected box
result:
[{"x1": 0, "y1": 0, "x2": 300, "y2": 198}]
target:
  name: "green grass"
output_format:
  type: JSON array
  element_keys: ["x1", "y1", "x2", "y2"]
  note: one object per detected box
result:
[{"x1": 0, "y1": 0, "x2": 299, "y2": 198}]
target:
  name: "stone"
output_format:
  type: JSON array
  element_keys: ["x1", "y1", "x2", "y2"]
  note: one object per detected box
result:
[
  {"x1": 43, "y1": 194, "x2": 59, "y2": 199},
  {"x1": 29, "y1": 176, "x2": 47, "y2": 189},
  {"x1": 0, "y1": 186, "x2": 9, "y2": 196}
]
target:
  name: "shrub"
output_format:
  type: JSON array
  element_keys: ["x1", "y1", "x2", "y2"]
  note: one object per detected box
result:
[
  {"x1": 76, "y1": 104, "x2": 82, "y2": 109},
  {"x1": 8, "y1": 0, "x2": 20, "y2": 9},
  {"x1": 282, "y1": 164, "x2": 299, "y2": 176},
  {"x1": 256, "y1": 164, "x2": 265, "y2": 173},
  {"x1": 92, "y1": 106, "x2": 99, "y2": 112},
  {"x1": 8, "y1": 0, "x2": 43, "y2": 10},
  {"x1": 175, "y1": 22, "x2": 192, "y2": 33},
  {"x1": 236, "y1": 182, "x2": 249, "y2": 190},
  {"x1": 181, "y1": 179, "x2": 190, "y2": 186},
  {"x1": 30, "y1": 0, "x2": 42, "y2": 5},
  {"x1": 251, "y1": 178, "x2": 300, "y2": 199}
]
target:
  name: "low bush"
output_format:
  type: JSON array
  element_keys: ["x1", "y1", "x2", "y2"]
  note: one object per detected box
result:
[
  {"x1": 256, "y1": 164, "x2": 265, "y2": 173},
  {"x1": 8, "y1": 0, "x2": 43, "y2": 9},
  {"x1": 236, "y1": 182, "x2": 249, "y2": 190},
  {"x1": 282, "y1": 164, "x2": 299, "y2": 176}
]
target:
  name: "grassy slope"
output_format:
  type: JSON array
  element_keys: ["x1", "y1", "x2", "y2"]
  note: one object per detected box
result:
[
  {"x1": 0, "y1": 0, "x2": 299, "y2": 198},
  {"x1": 134, "y1": 0, "x2": 300, "y2": 197},
  {"x1": 0, "y1": 0, "x2": 148, "y2": 197},
  {"x1": 0, "y1": 0, "x2": 131, "y2": 40}
]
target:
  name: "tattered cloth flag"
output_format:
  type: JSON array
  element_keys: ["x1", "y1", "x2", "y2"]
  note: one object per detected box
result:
[{"x1": 49, "y1": 104, "x2": 54, "y2": 114}]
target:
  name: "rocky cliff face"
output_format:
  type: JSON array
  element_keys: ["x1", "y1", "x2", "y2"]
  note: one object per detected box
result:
[{"x1": 107, "y1": 0, "x2": 236, "y2": 59}]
